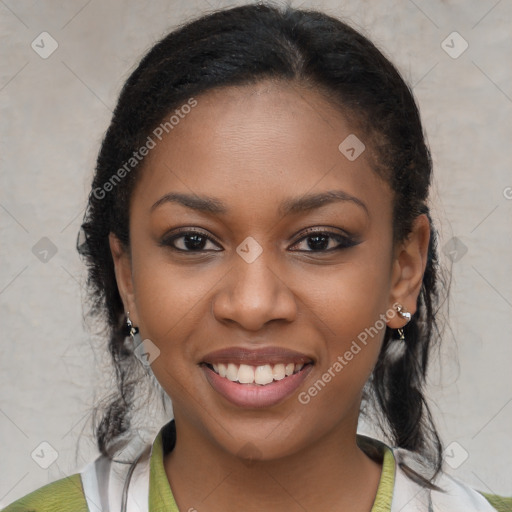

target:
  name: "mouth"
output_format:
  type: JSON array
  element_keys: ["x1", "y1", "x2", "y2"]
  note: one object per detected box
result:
[
  {"x1": 201, "y1": 361, "x2": 313, "y2": 385},
  {"x1": 199, "y1": 347, "x2": 315, "y2": 408}
]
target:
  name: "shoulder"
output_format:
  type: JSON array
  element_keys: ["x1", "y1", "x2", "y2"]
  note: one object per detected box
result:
[
  {"x1": 427, "y1": 468, "x2": 512, "y2": 511},
  {"x1": 430, "y1": 469, "x2": 512, "y2": 511},
  {"x1": 1, "y1": 473, "x2": 88, "y2": 512},
  {"x1": 390, "y1": 445, "x2": 512, "y2": 511},
  {"x1": 478, "y1": 492, "x2": 512, "y2": 512}
]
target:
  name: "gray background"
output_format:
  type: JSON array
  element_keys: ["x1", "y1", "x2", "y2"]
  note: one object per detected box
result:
[{"x1": 1, "y1": 0, "x2": 511, "y2": 505}]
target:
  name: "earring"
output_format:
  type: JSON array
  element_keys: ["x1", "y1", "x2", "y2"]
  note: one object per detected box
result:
[
  {"x1": 126, "y1": 311, "x2": 142, "y2": 348},
  {"x1": 396, "y1": 304, "x2": 412, "y2": 322},
  {"x1": 395, "y1": 304, "x2": 411, "y2": 342}
]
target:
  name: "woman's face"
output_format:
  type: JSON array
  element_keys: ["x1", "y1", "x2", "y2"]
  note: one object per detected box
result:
[{"x1": 110, "y1": 79, "x2": 428, "y2": 460}]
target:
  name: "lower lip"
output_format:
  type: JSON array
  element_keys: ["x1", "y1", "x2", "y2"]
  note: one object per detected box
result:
[{"x1": 202, "y1": 364, "x2": 313, "y2": 408}]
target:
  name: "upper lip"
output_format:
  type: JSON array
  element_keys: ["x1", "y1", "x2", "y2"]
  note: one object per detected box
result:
[{"x1": 201, "y1": 346, "x2": 314, "y2": 366}]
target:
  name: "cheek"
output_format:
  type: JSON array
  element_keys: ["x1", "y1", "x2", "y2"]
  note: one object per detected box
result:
[
  {"x1": 300, "y1": 252, "x2": 391, "y2": 338},
  {"x1": 130, "y1": 258, "x2": 209, "y2": 403},
  {"x1": 298, "y1": 251, "x2": 391, "y2": 384},
  {"x1": 130, "y1": 251, "x2": 216, "y2": 351}
]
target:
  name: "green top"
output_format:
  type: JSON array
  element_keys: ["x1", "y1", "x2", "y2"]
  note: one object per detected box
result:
[
  {"x1": 2, "y1": 425, "x2": 510, "y2": 511},
  {"x1": 146, "y1": 431, "x2": 395, "y2": 512}
]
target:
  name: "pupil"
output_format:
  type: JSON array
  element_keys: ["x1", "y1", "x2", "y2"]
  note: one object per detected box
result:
[
  {"x1": 308, "y1": 234, "x2": 328, "y2": 251},
  {"x1": 185, "y1": 234, "x2": 205, "y2": 250}
]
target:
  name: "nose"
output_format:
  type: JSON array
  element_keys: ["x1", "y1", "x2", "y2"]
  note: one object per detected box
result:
[{"x1": 212, "y1": 250, "x2": 297, "y2": 332}]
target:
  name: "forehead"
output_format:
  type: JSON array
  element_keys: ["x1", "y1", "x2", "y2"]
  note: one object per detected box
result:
[{"x1": 132, "y1": 80, "x2": 392, "y2": 222}]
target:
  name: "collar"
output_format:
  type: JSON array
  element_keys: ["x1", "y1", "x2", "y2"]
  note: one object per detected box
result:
[{"x1": 148, "y1": 421, "x2": 396, "y2": 512}]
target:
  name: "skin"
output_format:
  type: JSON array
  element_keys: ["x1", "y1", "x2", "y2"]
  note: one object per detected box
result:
[{"x1": 110, "y1": 79, "x2": 430, "y2": 512}]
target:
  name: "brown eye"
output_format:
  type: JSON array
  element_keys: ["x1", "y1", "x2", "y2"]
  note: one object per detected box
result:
[
  {"x1": 159, "y1": 229, "x2": 222, "y2": 252},
  {"x1": 290, "y1": 229, "x2": 359, "y2": 252}
]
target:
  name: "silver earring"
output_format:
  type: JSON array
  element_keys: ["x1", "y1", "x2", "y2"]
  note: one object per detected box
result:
[
  {"x1": 126, "y1": 311, "x2": 142, "y2": 348},
  {"x1": 395, "y1": 304, "x2": 411, "y2": 342},
  {"x1": 396, "y1": 304, "x2": 412, "y2": 322}
]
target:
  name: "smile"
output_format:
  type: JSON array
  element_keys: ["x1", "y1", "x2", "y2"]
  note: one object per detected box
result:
[
  {"x1": 201, "y1": 362, "x2": 314, "y2": 408},
  {"x1": 200, "y1": 346, "x2": 314, "y2": 407},
  {"x1": 206, "y1": 362, "x2": 311, "y2": 385}
]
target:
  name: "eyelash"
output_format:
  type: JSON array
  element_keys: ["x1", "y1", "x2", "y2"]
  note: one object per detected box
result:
[{"x1": 159, "y1": 227, "x2": 359, "y2": 254}]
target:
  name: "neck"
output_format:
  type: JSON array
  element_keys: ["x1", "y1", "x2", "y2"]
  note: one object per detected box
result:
[{"x1": 163, "y1": 416, "x2": 383, "y2": 512}]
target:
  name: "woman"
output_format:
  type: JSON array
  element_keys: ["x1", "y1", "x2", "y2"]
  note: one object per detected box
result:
[{"x1": 3, "y1": 3, "x2": 511, "y2": 511}]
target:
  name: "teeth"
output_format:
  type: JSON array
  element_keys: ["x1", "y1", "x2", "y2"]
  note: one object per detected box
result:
[
  {"x1": 238, "y1": 364, "x2": 255, "y2": 384},
  {"x1": 272, "y1": 363, "x2": 285, "y2": 381},
  {"x1": 226, "y1": 363, "x2": 239, "y2": 381},
  {"x1": 209, "y1": 361, "x2": 308, "y2": 385},
  {"x1": 254, "y1": 365, "x2": 273, "y2": 385},
  {"x1": 218, "y1": 363, "x2": 227, "y2": 378}
]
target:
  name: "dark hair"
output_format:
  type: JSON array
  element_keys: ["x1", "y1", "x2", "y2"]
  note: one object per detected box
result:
[{"x1": 77, "y1": 2, "x2": 448, "y2": 489}]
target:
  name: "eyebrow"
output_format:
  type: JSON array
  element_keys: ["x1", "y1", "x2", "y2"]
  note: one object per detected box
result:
[{"x1": 150, "y1": 190, "x2": 369, "y2": 217}]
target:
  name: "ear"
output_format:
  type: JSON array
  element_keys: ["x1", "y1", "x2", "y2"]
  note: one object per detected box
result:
[
  {"x1": 109, "y1": 232, "x2": 139, "y2": 326},
  {"x1": 387, "y1": 214, "x2": 430, "y2": 329}
]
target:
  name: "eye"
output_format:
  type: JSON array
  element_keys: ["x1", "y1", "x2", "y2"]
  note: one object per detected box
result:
[
  {"x1": 159, "y1": 229, "x2": 222, "y2": 252},
  {"x1": 289, "y1": 228, "x2": 359, "y2": 252},
  {"x1": 159, "y1": 227, "x2": 359, "y2": 254}
]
